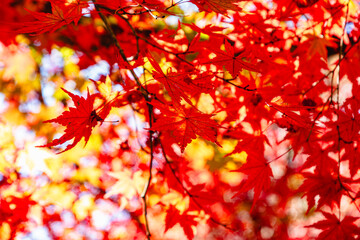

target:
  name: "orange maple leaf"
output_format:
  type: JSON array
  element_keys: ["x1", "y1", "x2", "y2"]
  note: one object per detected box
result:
[{"x1": 304, "y1": 35, "x2": 338, "y2": 60}]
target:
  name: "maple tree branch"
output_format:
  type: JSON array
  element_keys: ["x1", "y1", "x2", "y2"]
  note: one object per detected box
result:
[
  {"x1": 267, "y1": 147, "x2": 293, "y2": 164},
  {"x1": 301, "y1": 33, "x2": 360, "y2": 97},
  {"x1": 95, "y1": 4, "x2": 153, "y2": 16},
  {"x1": 94, "y1": 3, "x2": 151, "y2": 100},
  {"x1": 301, "y1": 70, "x2": 333, "y2": 96},
  {"x1": 140, "y1": 102, "x2": 155, "y2": 239},
  {"x1": 137, "y1": 35, "x2": 195, "y2": 66},
  {"x1": 96, "y1": 0, "x2": 183, "y2": 18},
  {"x1": 141, "y1": 134, "x2": 154, "y2": 239},
  {"x1": 95, "y1": 3, "x2": 190, "y2": 106},
  {"x1": 116, "y1": 14, "x2": 140, "y2": 60},
  {"x1": 99, "y1": 6, "x2": 195, "y2": 66},
  {"x1": 215, "y1": 75, "x2": 257, "y2": 91},
  {"x1": 129, "y1": 103, "x2": 151, "y2": 154},
  {"x1": 267, "y1": 103, "x2": 308, "y2": 128},
  {"x1": 306, "y1": 95, "x2": 331, "y2": 142},
  {"x1": 116, "y1": 22, "x2": 194, "y2": 65},
  {"x1": 94, "y1": 4, "x2": 156, "y2": 238},
  {"x1": 159, "y1": 140, "x2": 237, "y2": 232},
  {"x1": 164, "y1": 0, "x2": 186, "y2": 11},
  {"x1": 336, "y1": 1, "x2": 350, "y2": 219},
  {"x1": 297, "y1": 4, "x2": 357, "y2": 98}
]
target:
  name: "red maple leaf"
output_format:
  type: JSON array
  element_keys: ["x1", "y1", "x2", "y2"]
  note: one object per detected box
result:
[
  {"x1": 39, "y1": 88, "x2": 109, "y2": 153},
  {"x1": 298, "y1": 172, "x2": 354, "y2": 213},
  {"x1": 293, "y1": 0, "x2": 320, "y2": 8},
  {"x1": 0, "y1": 195, "x2": 35, "y2": 226},
  {"x1": 190, "y1": 0, "x2": 242, "y2": 14},
  {"x1": 147, "y1": 53, "x2": 213, "y2": 105},
  {"x1": 16, "y1": 0, "x2": 85, "y2": 35},
  {"x1": 227, "y1": 132, "x2": 270, "y2": 156},
  {"x1": 165, "y1": 205, "x2": 197, "y2": 240},
  {"x1": 301, "y1": 144, "x2": 338, "y2": 175},
  {"x1": 204, "y1": 40, "x2": 258, "y2": 78},
  {"x1": 182, "y1": 23, "x2": 226, "y2": 38},
  {"x1": 151, "y1": 102, "x2": 220, "y2": 152},
  {"x1": 306, "y1": 211, "x2": 360, "y2": 240},
  {"x1": 135, "y1": 0, "x2": 171, "y2": 14},
  {"x1": 233, "y1": 154, "x2": 273, "y2": 211}
]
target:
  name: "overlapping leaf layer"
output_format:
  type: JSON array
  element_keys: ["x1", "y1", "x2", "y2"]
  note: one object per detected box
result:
[{"x1": 1, "y1": 0, "x2": 360, "y2": 239}]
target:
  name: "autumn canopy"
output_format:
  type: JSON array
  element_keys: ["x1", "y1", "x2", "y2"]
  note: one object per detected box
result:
[{"x1": 1, "y1": 0, "x2": 360, "y2": 239}]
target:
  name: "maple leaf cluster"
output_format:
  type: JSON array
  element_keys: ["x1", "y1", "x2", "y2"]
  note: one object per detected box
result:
[{"x1": 1, "y1": 0, "x2": 360, "y2": 239}]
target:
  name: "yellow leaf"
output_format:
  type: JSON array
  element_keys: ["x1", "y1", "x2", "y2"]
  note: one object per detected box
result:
[
  {"x1": 3, "y1": 107, "x2": 25, "y2": 125},
  {"x1": 161, "y1": 191, "x2": 188, "y2": 210},
  {"x1": 185, "y1": 139, "x2": 214, "y2": 170},
  {"x1": 16, "y1": 140, "x2": 53, "y2": 176},
  {"x1": 0, "y1": 154, "x2": 12, "y2": 175},
  {"x1": 44, "y1": 157, "x2": 64, "y2": 182},
  {"x1": 32, "y1": 183, "x2": 77, "y2": 209},
  {"x1": 72, "y1": 195, "x2": 95, "y2": 221},
  {"x1": 0, "y1": 124, "x2": 15, "y2": 174},
  {"x1": 105, "y1": 170, "x2": 146, "y2": 199},
  {"x1": 1, "y1": 45, "x2": 37, "y2": 85},
  {"x1": 99, "y1": 75, "x2": 113, "y2": 99},
  {"x1": 219, "y1": 168, "x2": 243, "y2": 186},
  {"x1": 197, "y1": 93, "x2": 215, "y2": 114},
  {"x1": 72, "y1": 167, "x2": 102, "y2": 187},
  {"x1": 0, "y1": 223, "x2": 11, "y2": 240}
]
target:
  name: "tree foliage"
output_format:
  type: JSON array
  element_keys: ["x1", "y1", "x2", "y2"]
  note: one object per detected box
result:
[{"x1": 0, "y1": 0, "x2": 360, "y2": 239}]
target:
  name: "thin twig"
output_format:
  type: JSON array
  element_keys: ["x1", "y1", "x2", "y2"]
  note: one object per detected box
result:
[
  {"x1": 94, "y1": 3, "x2": 150, "y2": 100},
  {"x1": 267, "y1": 147, "x2": 293, "y2": 164},
  {"x1": 96, "y1": 4, "x2": 152, "y2": 16},
  {"x1": 116, "y1": 14, "x2": 140, "y2": 60},
  {"x1": 94, "y1": 4, "x2": 155, "y2": 238},
  {"x1": 214, "y1": 75, "x2": 257, "y2": 91},
  {"x1": 301, "y1": 36, "x2": 360, "y2": 96},
  {"x1": 141, "y1": 117, "x2": 154, "y2": 239},
  {"x1": 335, "y1": 0, "x2": 350, "y2": 220}
]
